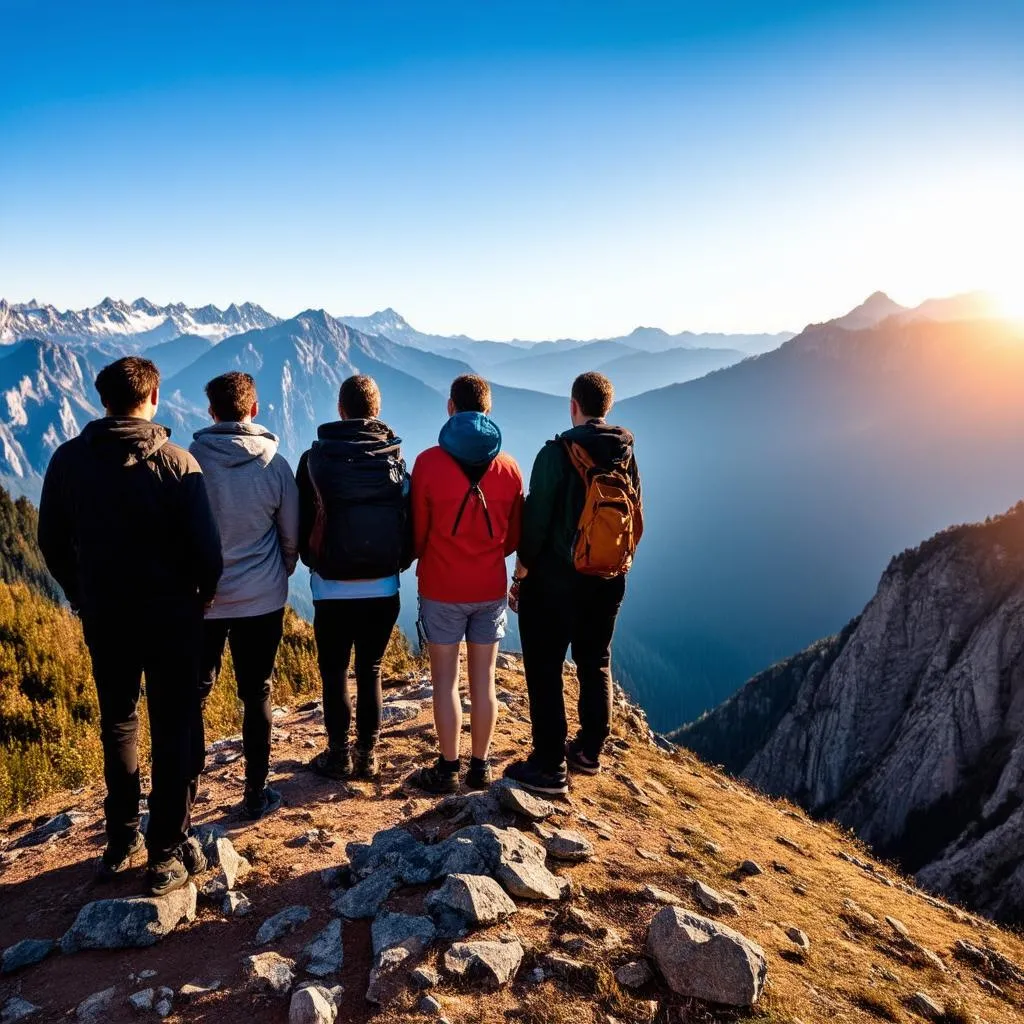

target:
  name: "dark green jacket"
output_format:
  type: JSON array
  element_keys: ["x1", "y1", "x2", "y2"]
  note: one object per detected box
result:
[{"x1": 518, "y1": 421, "x2": 641, "y2": 582}]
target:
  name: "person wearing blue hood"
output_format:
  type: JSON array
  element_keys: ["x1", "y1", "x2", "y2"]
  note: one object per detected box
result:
[
  {"x1": 408, "y1": 374, "x2": 524, "y2": 794},
  {"x1": 190, "y1": 372, "x2": 300, "y2": 821}
]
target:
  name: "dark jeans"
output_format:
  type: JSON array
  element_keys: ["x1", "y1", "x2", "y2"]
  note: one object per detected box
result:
[
  {"x1": 194, "y1": 607, "x2": 286, "y2": 791},
  {"x1": 83, "y1": 609, "x2": 202, "y2": 863},
  {"x1": 314, "y1": 595, "x2": 401, "y2": 752},
  {"x1": 519, "y1": 572, "x2": 626, "y2": 772}
]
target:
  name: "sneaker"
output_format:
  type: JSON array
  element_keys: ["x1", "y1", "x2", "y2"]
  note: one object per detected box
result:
[
  {"x1": 503, "y1": 758, "x2": 569, "y2": 796},
  {"x1": 98, "y1": 831, "x2": 145, "y2": 881},
  {"x1": 309, "y1": 747, "x2": 353, "y2": 781},
  {"x1": 179, "y1": 835, "x2": 208, "y2": 875},
  {"x1": 465, "y1": 758, "x2": 492, "y2": 791},
  {"x1": 407, "y1": 756, "x2": 460, "y2": 795},
  {"x1": 565, "y1": 737, "x2": 601, "y2": 775},
  {"x1": 146, "y1": 855, "x2": 189, "y2": 896},
  {"x1": 243, "y1": 783, "x2": 283, "y2": 820},
  {"x1": 352, "y1": 747, "x2": 380, "y2": 780}
]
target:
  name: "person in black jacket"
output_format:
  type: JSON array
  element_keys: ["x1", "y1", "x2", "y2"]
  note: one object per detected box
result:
[
  {"x1": 296, "y1": 376, "x2": 412, "y2": 781},
  {"x1": 38, "y1": 357, "x2": 223, "y2": 896}
]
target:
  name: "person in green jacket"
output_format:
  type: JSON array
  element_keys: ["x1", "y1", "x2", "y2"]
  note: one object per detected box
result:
[{"x1": 504, "y1": 371, "x2": 642, "y2": 795}]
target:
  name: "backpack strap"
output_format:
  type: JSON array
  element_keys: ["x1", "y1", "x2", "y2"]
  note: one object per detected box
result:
[
  {"x1": 562, "y1": 439, "x2": 596, "y2": 482},
  {"x1": 448, "y1": 455, "x2": 495, "y2": 538}
]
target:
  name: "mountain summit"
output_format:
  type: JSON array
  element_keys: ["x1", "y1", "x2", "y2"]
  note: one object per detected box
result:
[{"x1": 831, "y1": 291, "x2": 907, "y2": 330}]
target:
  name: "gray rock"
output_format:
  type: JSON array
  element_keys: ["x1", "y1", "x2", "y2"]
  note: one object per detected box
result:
[
  {"x1": 333, "y1": 870, "x2": 400, "y2": 919},
  {"x1": 14, "y1": 810, "x2": 89, "y2": 849},
  {"x1": 420, "y1": 994, "x2": 443, "y2": 1015},
  {"x1": 646, "y1": 905, "x2": 768, "y2": 1007},
  {"x1": 411, "y1": 965, "x2": 440, "y2": 989},
  {"x1": 443, "y1": 939, "x2": 524, "y2": 988},
  {"x1": 738, "y1": 860, "x2": 764, "y2": 877},
  {"x1": 426, "y1": 874, "x2": 518, "y2": 932},
  {"x1": 495, "y1": 653, "x2": 519, "y2": 670},
  {"x1": 909, "y1": 992, "x2": 944, "y2": 1020},
  {"x1": 216, "y1": 837, "x2": 250, "y2": 890},
  {"x1": 154, "y1": 999, "x2": 172, "y2": 1018},
  {"x1": 535, "y1": 826, "x2": 594, "y2": 863},
  {"x1": 1, "y1": 998, "x2": 40, "y2": 1023},
  {"x1": 438, "y1": 791, "x2": 507, "y2": 827},
  {"x1": 127, "y1": 988, "x2": 154, "y2": 1011},
  {"x1": 541, "y1": 952, "x2": 600, "y2": 992},
  {"x1": 156, "y1": 986, "x2": 174, "y2": 1000},
  {"x1": 200, "y1": 877, "x2": 227, "y2": 902},
  {"x1": 785, "y1": 925, "x2": 811, "y2": 951},
  {"x1": 493, "y1": 779, "x2": 555, "y2": 821},
  {"x1": 692, "y1": 880, "x2": 739, "y2": 916},
  {"x1": 365, "y1": 942, "x2": 421, "y2": 1004},
  {"x1": 371, "y1": 912, "x2": 436, "y2": 956},
  {"x1": 137, "y1": 970, "x2": 158, "y2": 980},
  {"x1": 640, "y1": 884, "x2": 680, "y2": 905},
  {"x1": 192, "y1": 823, "x2": 228, "y2": 865},
  {"x1": 222, "y1": 891, "x2": 252, "y2": 917},
  {"x1": 2, "y1": 938, "x2": 56, "y2": 973},
  {"x1": 615, "y1": 959, "x2": 653, "y2": 988},
  {"x1": 304, "y1": 918, "x2": 343, "y2": 977},
  {"x1": 380, "y1": 700, "x2": 421, "y2": 727},
  {"x1": 288, "y1": 984, "x2": 337, "y2": 1024},
  {"x1": 430, "y1": 835, "x2": 490, "y2": 876},
  {"x1": 76, "y1": 987, "x2": 117, "y2": 1020},
  {"x1": 244, "y1": 951, "x2": 296, "y2": 994},
  {"x1": 61, "y1": 885, "x2": 197, "y2": 951},
  {"x1": 257, "y1": 905, "x2": 312, "y2": 945},
  {"x1": 452, "y1": 825, "x2": 564, "y2": 900},
  {"x1": 886, "y1": 915, "x2": 910, "y2": 939},
  {"x1": 178, "y1": 980, "x2": 220, "y2": 1001}
]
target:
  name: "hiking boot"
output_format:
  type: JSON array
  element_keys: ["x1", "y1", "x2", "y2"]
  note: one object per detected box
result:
[
  {"x1": 242, "y1": 783, "x2": 283, "y2": 820},
  {"x1": 465, "y1": 757, "x2": 492, "y2": 791},
  {"x1": 310, "y1": 747, "x2": 353, "y2": 781},
  {"x1": 98, "y1": 831, "x2": 145, "y2": 881},
  {"x1": 407, "y1": 756, "x2": 460, "y2": 795},
  {"x1": 353, "y1": 747, "x2": 380, "y2": 780},
  {"x1": 179, "y1": 835, "x2": 208, "y2": 875},
  {"x1": 565, "y1": 737, "x2": 601, "y2": 775},
  {"x1": 503, "y1": 758, "x2": 569, "y2": 796},
  {"x1": 146, "y1": 855, "x2": 189, "y2": 896}
]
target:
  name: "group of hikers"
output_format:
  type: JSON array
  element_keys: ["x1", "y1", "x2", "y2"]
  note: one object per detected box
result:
[{"x1": 37, "y1": 357, "x2": 643, "y2": 897}]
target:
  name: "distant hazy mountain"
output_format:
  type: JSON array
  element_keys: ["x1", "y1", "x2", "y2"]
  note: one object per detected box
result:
[
  {"x1": 145, "y1": 333, "x2": 216, "y2": 380},
  {"x1": 614, "y1": 314, "x2": 1024, "y2": 731},
  {"x1": 0, "y1": 297, "x2": 278, "y2": 348},
  {"x1": 829, "y1": 290, "x2": 908, "y2": 330}
]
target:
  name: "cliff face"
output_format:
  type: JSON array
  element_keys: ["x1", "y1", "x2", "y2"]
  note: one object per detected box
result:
[{"x1": 674, "y1": 503, "x2": 1024, "y2": 921}]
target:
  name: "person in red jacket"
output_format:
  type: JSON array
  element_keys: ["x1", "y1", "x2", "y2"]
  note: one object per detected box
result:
[{"x1": 408, "y1": 375, "x2": 523, "y2": 793}]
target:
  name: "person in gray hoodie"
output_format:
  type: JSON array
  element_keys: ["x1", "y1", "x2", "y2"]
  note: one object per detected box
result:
[{"x1": 190, "y1": 371, "x2": 300, "y2": 819}]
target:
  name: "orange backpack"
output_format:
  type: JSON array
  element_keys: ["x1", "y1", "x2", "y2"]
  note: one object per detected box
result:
[{"x1": 562, "y1": 440, "x2": 643, "y2": 578}]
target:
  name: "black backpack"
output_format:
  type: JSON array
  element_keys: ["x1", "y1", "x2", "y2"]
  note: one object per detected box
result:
[{"x1": 308, "y1": 445, "x2": 410, "y2": 580}]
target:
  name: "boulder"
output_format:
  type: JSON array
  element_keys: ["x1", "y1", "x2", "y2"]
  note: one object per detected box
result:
[
  {"x1": 0, "y1": 997, "x2": 40, "y2": 1023},
  {"x1": 371, "y1": 912, "x2": 436, "y2": 956},
  {"x1": 380, "y1": 700, "x2": 421, "y2": 727},
  {"x1": 222, "y1": 891, "x2": 252, "y2": 917},
  {"x1": 615, "y1": 959, "x2": 653, "y2": 988},
  {"x1": 443, "y1": 939, "x2": 524, "y2": 988},
  {"x1": 216, "y1": 837, "x2": 250, "y2": 890},
  {"x1": 535, "y1": 826, "x2": 594, "y2": 863},
  {"x1": 304, "y1": 918, "x2": 344, "y2": 977},
  {"x1": 61, "y1": 885, "x2": 197, "y2": 952},
  {"x1": 76, "y1": 988, "x2": 117, "y2": 1020},
  {"x1": 14, "y1": 810, "x2": 89, "y2": 849},
  {"x1": 334, "y1": 870, "x2": 401, "y2": 918},
  {"x1": 646, "y1": 906, "x2": 767, "y2": 1007},
  {"x1": 452, "y1": 825, "x2": 564, "y2": 900},
  {"x1": 127, "y1": 989, "x2": 154, "y2": 1011},
  {"x1": 426, "y1": 874, "x2": 518, "y2": 933},
  {"x1": 366, "y1": 942, "x2": 421, "y2": 1004},
  {"x1": 1, "y1": 938, "x2": 56, "y2": 974},
  {"x1": 244, "y1": 951, "x2": 296, "y2": 995},
  {"x1": 288, "y1": 984, "x2": 338, "y2": 1024},
  {"x1": 257, "y1": 905, "x2": 312, "y2": 945},
  {"x1": 192, "y1": 823, "x2": 228, "y2": 865},
  {"x1": 493, "y1": 780, "x2": 555, "y2": 821}
]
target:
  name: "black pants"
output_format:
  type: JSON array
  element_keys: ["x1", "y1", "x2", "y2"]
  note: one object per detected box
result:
[
  {"x1": 195, "y1": 607, "x2": 286, "y2": 791},
  {"x1": 314, "y1": 595, "x2": 401, "y2": 752},
  {"x1": 83, "y1": 609, "x2": 202, "y2": 863},
  {"x1": 519, "y1": 573, "x2": 626, "y2": 772}
]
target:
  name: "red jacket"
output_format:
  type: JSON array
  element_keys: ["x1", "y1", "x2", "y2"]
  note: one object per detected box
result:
[{"x1": 411, "y1": 447, "x2": 523, "y2": 603}]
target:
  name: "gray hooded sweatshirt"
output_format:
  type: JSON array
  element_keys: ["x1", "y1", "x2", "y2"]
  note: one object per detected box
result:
[{"x1": 190, "y1": 422, "x2": 300, "y2": 620}]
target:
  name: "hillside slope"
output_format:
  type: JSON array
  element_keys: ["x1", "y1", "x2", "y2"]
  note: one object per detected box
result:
[
  {"x1": 3, "y1": 658, "x2": 1024, "y2": 1023},
  {"x1": 675, "y1": 502, "x2": 1024, "y2": 922}
]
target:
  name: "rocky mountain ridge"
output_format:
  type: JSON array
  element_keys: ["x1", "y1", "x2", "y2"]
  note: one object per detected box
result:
[
  {"x1": 675, "y1": 502, "x2": 1024, "y2": 923},
  {"x1": 3, "y1": 658, "x2": 1024, "y2": 1024}
]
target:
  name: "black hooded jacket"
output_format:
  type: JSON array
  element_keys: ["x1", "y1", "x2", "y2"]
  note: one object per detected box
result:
[
  {"x1": 295, "y1": 418, "x2": 413, "y2": 580},
  {"x1": 37, "y1": 417, "x2": 223, "y2": 618},
  {"x1": 517, "y1": 420, "x2": 642, "y2": 580}
]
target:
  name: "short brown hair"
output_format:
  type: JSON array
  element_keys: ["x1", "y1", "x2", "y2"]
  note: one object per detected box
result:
[
  {"x1": 205, "y1": 371, "x2": 257, "y2": 422},
  {"x1": 571, "y1": 371, "x2": 614, "y2": 418},
  {"x1": 95, "y1": 357, "x2": 160, "y2": 416},
  {"x1": 450, "y1": 374, "x2": 491, "y2": 414},
  {"x1": 339, "y1": 375, "x2": 381, "y2": 419}
]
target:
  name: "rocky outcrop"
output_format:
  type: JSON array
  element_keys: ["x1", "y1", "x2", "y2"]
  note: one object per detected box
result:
[{"x1": 676, "y1": 504, "x2": 1024, "y2": 920}]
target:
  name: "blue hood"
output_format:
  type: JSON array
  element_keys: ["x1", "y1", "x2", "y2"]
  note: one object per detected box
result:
[{"x1": 438, "y1": 411, "x2": 502, "y2": 467}]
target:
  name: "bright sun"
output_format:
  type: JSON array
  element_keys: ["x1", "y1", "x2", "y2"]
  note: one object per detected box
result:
[{"x1": 993, "y1": 289, "x2": 1024, "y2": 323}]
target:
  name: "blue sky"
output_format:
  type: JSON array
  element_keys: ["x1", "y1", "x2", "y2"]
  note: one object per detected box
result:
[{"x1": 2, "y1": 1, "x2": 1022, "y2": 337}]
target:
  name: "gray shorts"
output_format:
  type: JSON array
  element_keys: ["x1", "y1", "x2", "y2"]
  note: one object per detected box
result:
[{"x1": 417, "y1": 596, "x2": 508, "y2": 646}]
